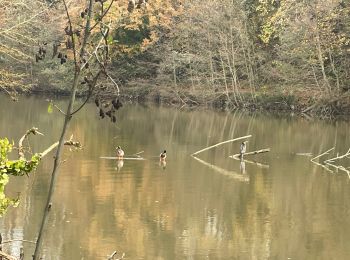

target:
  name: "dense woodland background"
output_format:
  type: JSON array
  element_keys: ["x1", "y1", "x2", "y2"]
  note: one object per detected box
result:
[{"x1": 1, "y1": 0, "x2": 350, "y2": 112}]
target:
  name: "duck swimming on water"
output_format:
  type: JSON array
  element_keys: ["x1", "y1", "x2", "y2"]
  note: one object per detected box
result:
[
  {"x1": 160, "y1": 150, "x2": 167, "y2": 160},
  {"x1": 116, "y1": 146, "x2": 125, "y2": 159},
  {"x1": 240, "y1": 141, "x2": 248, "y2": 159}
]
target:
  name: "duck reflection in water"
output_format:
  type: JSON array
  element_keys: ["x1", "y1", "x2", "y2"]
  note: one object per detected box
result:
[
  {"x1": 115, "y1": 159, "x2": 124, "y2": 172},
  {"x1": 159, "y1": 160, "x2": 166, "y2": 170},
  {"x1": 240, "y1": 160, "x2": 246, "y2": 174}
]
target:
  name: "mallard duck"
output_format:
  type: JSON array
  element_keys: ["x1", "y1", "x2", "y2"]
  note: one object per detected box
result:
[
  {"x1": 116, "y1": 146, "x2": 125, "y2": 158},
  {"x1": 240, "y1": 141, "x2": 248, "y2": 159},
  {"x1": 160, "y1": 150, "x2": 167, "y2": 160}
]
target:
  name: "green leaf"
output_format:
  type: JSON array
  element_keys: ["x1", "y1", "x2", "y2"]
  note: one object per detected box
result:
[{"x1": 48, "y1": 102, "x2": 53, "y2": 114}]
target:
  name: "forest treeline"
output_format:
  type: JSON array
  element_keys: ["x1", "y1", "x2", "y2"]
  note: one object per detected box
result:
[{"x1": 1, "y1": 0, "x2": 350, "y2": 113}]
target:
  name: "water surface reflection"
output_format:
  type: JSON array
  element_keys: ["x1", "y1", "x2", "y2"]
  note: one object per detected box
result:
[{"x1": 0, "y1": 95, "x2": 350, "y2": 259}]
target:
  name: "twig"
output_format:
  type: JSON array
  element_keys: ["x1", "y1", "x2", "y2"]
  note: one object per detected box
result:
[
  {"x1": 132, "y1": 151, "x2": 144, "y2": 158},
  {"x1": 90, "y1": 0, "x2": 115, "y2": 32},
  {"x1": 0, "y1": 2, "x2": 55, "y2": 34},
  {"x1": 39, "y1": 142, "x2": 59, "y2": 158},
  {"x1": 106, "y1": 74, "x2": 120, "y2": 96},
  {"x1": 191, "y1": 156, "x2": 249, "y2": 182},
  {"x1": 310, "y1": 159, "x2": 334, "y2": 173},
  {"x1": 53, "y1": 104, "x2": 66, "y2": 115},
  {"x1": 325, "y1": 162, "x2": 350, "y2": 179},
  {"x1": 324, "y1": 148, "x2": 350, "y2": 163},
  {"x1": 230, "y1": 148, "x2": 270, "y2": 159},
  {"x1": 70, "y1": 71, "x2": 102, "y2": 116},
  {"x1": 108, "y1": 251, "x2": 117, "y2": 260},
  {"x1": 0, "y1": 251, "x2": 18, "y2": 260},
  {"x1": 191, "y1": 135, "x2": 252, "y2": 156},
  {"x1": 1, "y1": 239, "x2": 36, "y2": 244},
  {"x1": 310, "y1": 147, "x2": 335, "y2": 162},
  {"x1": 18, "y1": 127, "x2": 44, "y2": 159},
  {"x1": 107, "y1": 251, "x2": 125, "y2": 260},
  {"x1": 295, "y1": 152, "x2": 313, "y2": 157},
  {"x1": 100, "y1": 157, "x2": 145, "y2": 160}
]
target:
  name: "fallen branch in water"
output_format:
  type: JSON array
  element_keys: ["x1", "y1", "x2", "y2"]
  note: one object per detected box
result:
[
  {"x1": 17, "y1": 129, "x2": 81, "y2": 160},
  {"x1": 230, "y1": 148, "x2": 270, "y2": 160},
  {"x1": 191, "y1": 155, "x2": 249, "y2": 182},
  {"x1": 325, "y1": 161, "x2": 350, "y2": 179},
  {"x1": 311, "y1": 147, "x2": 335, "y2": 162},
  {"x1": 132, "y1": 151, "x2": 144, "y2": 157},
  {"x1": 230, "y1": 156, "x2": 270, "y2": 169},
  {"x1": 311, "y1": 147, "x2": 350, "y2": 178},
  {"x1": 191, "y1": 135, "x2": 252, "y2": 156},
  {"x1": 324, "y1": 148, "x2": 350, "y2": 163},
  {"x1": 107, "y1": 250, "x2": 125, "y2": 260},
  {"x1": 100, "y1": 156, "x2": 146, "y2": 160}
]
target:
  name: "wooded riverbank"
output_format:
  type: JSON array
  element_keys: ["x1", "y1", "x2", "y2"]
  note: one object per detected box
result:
[{"x1": 6, "y1": 84, "x2": 350, "y2": 118}]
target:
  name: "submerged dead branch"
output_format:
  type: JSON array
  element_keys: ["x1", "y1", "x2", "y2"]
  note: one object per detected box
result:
[
  {"x1": 311, "y1": 147, "x2": 335, "y2": 162},
  {"x1": 230, "y1": 156, "x2": 270, "y2": 169},
  {"x1": 107, "y1": 250, "x2": 125, "y2": 260},
  {"x1": 325, "y1": 161, "x2": 350, "y2": 179},
  {"x1": 191, "y1": 135, "x2": 252, "y2": 156},
  {"x1": 311, "y1": 147, "x2": 350, "y2": 178},
  {"x1": 192, "y1": 156, "x2": 249, "y2": 182}
]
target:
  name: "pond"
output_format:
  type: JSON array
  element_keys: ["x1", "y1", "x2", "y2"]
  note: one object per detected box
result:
[{"x1": 0, "y1": 95, "x2": 350, "y2": 259}]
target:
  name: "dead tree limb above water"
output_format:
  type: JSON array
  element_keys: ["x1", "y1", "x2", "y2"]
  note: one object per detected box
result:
[
  {"x1": 230, "y1": 148, "x2": 270, "y2": 160},
  {"x1": 18, "y1": 127, "x2": 44, "y2": 159},
  {"x1": 16, "y1": 128, "x2": 81, "y2": 160},
  {"x1": 107, "y1": 250, "x2": 125, "y2": 260},
  {"x1": 311, "y1": 147, "x2": 335, "y2": 162},
  {"x1": 191, "y1": 135, "x2": 252, "y2": 156},
  {"x1": 324, "y1": 148, "x2": 350, "y2": 163},
  {"x1": 311, "y1": 147, "x2": 350, "y2": 178}
]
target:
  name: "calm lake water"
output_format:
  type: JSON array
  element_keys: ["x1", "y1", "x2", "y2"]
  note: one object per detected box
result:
[{"x1": 0, "y1": 95, "x2": 350, "y2": 260}]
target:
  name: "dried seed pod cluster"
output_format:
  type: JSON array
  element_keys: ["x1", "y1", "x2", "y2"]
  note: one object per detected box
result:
[{"x1": 95, "y1": 97, "x2": 122, "y2": 123}]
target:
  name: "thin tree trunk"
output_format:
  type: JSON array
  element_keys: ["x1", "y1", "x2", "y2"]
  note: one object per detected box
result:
[{"x1": 33, "y1": 0, "x2": 94, "y2": 258}]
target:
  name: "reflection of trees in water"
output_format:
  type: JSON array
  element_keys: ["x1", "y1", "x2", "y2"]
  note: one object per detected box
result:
[{"x1": 1, "y1": 98, "x2": 350, "y2": 259}]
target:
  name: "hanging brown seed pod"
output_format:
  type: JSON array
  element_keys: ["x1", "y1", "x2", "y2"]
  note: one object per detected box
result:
[
  {"x1": 94, "y1": 98, "x2": 100, "y2": 107},
  {"x1": 66, "y1": 39, "x2": 73, "y2": 49},
  {"x1": 106, "y1": 110, "x2": 112, "y2": 117},
  {"x1": 99, "y1": 108, "x2": 105, "y2": 118},
  {"x1": 64, "y1": 26, "x2": 73, "y2": 36},
  {"x1": 112, "y1": 115, "x2": 117, "y2": 123},
  {"x1": 115, "y1": 99, "x2": 123, "y2": 110}
]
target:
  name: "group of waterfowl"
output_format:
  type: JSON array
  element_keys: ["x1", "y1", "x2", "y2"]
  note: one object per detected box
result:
[{"x1": 115, "y1": 146, "x2": 167, "y2": 160}]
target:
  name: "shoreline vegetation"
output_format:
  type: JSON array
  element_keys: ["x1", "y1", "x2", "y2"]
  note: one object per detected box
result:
[
  {"x1": 1, "y1": 0, "x2": 350, "y2": 118},
  {"x1": 5, "y1": 83, "x2": 350, "y2": 118}
]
